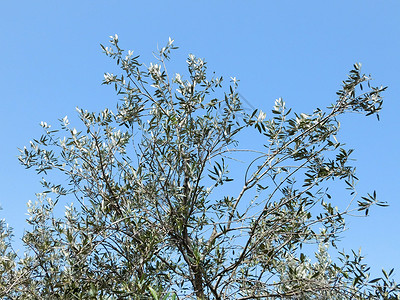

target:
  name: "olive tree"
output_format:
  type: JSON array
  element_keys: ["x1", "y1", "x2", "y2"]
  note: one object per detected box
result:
[{"x1": 1, "y1": 35, "x2": 399, "y2": 299}]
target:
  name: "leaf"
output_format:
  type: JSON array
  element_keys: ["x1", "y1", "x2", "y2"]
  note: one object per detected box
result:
[
  {"x1": 311, "y1": 271, "x2": 320, "y2": 279},
  {"x1": 149, "y1": 286, "x2": 158, "y2": 300},
  {"x1": 162, "y1": 293, "x2": 173, "y2": 300},
  {"x1": 382, "y1": 268, "x2": 389, "y2": 280}
]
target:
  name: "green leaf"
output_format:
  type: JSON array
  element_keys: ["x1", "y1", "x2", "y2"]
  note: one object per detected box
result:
[{"x1": 149, "y1": 286, "x2": 158, "y2": 300}]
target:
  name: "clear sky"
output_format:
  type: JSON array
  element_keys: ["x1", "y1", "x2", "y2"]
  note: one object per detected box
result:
[{"x1": 1, "y1": 1, "x2": 399, "y2": 280}]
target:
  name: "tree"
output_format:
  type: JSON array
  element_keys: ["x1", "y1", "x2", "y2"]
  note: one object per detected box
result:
[{"x1": 1, "y1": 35, "x2": 399, "y2": 299}]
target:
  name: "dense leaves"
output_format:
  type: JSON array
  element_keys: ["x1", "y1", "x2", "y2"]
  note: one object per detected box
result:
[{"x1": 1, "y1": 35, "x2": 398, "y2": 299}]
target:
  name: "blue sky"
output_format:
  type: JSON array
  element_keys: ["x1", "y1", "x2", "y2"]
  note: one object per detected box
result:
[{"x1": 1, "y1": 1, "x2": 399, "y2": 280}]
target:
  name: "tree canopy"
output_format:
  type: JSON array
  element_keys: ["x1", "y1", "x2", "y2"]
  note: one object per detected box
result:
[{"x1": 1, "y1": 35, "x2": 399, "y2": 299}]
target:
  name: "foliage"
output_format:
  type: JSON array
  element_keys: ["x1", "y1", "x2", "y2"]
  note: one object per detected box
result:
[{"x1": 1, "y1": 35, "x2": 399, "y2": 299}]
